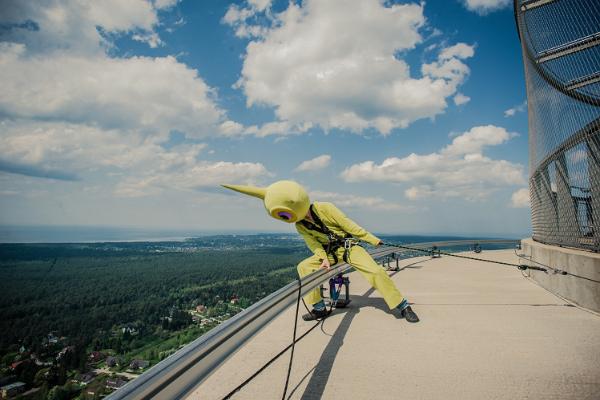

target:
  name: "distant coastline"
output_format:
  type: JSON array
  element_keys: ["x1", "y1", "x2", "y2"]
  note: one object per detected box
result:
[
  {"x1": 0, "y1": 225, "x2": 523, "y2": 244},
  {"x1": 0, "y1": 225, "x2": 259, "y2": 244}
]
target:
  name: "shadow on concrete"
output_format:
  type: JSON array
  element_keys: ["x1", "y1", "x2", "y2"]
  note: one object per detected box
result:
[
  {"x1": 381, "y1": 257, "x2": 431, "y2": 274},
  {"x1": 299, "y1": 307, "x2": 359, "y2": 400},
  {"x1": 286, "y1": 365, "x2": 316, "y2": 400},
  {"x1": 297, "y1": 258, "x2": 434, "y2": 398}
]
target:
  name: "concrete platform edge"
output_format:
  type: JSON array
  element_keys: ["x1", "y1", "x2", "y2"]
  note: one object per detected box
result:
[{"x1": 521, "y1": 237, "x2": 600, "y2": 313}]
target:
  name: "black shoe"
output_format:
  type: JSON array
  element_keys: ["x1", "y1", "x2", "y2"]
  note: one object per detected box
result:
[
  {"x1": 401, "y1": 306, "x2": 420, "y2": 323},
  {"x1": 302, "y1": 308, "x2": 329, "y2": 321}
]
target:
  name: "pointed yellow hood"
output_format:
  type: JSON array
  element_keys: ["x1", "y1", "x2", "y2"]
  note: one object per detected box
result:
[
  {"x1": 222, "y1": 180, "x2": 310, "y2": 223},
  {"x1": 221, "y1": 184, "x2": 266, "y2": 199}
]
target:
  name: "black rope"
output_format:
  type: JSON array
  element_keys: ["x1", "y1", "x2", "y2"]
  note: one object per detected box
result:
[
  {"x1": 281, "y1": 278, "x2": 302, "y2": 400},
  {"x1": 382, "y1": 242, "x2": 549, "y2": 272},
  {"x1": 514, "y1": 249, "x2": 600, "y2": 284},
  {"x1": 385, "y1": 242, "x2": 600, "y2": 283},
  {"x1": 221, "y1": 276, "x2": 327, "y2": 400}
]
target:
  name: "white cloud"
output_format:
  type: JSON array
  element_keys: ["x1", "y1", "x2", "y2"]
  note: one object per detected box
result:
[
  {"x1": 132, "y1": 32, "x2": 164, "y2": 48},
  {"x1": 0, "y1": 120, "x2": 204, "y2": 172},
  {"x1": 341, "y1": 125, "x2": 525, "y2": 201},
  {"x1": 453, "y1": 93, "x2": 471, "y2": 106},
  {"x1": 0, "y1": 119, "x2": 272, "y2": 196},
  {"x1": 219, "y1": 120, "x2": 246, "y2": 136},
  {"x1": 0, "y1": 1, "x2": 267, "y2": 197},
  {"x1": 0, "y1": 0, "x2": 161, "y2": 54},
  {"x1": 0, "y1": 44, "x2": 223, "y2": 137},
  {"x1": 504, "y1": 100, "x2": 527, "y2": 117},
  {"x1": 219, "y1": 120, "x2": 314, "y2": 138},
  {"x1": 462, "y1": 0, "x2": 511, "y2": 15},
  {"x1": 248, "y1": 0, "x2": 272, "y2": 12},
  {"x1": 227, "y1": 0, "x2": 475, "y2": 136},
  {"x1": 309, "y1": 191, "x2": 408, "y2": 211},
  {"x1": 443, "y1": 125, "x2": 517, "y2": 156},
  {"x1": 0, "y1": 1, "x2": 228, "y2": 139},
  {"x1": 510, "y1": 188, "x2": 530, "y2": 208},
  {"x1": 222, "y1": 1, "x2": 272, "y2": 39},
  {"x1": 154, "y1": 0, "x2": 179, "y2": 10},
  {"x1": 439, "y1": 43, "x2": 475, "y2": 60},
  {"x1": 295, "y1": 155, "x2": 331, "y2": 172},
  {"x1": 115, "y1": 161, "x2": 271, "y2": 197}
]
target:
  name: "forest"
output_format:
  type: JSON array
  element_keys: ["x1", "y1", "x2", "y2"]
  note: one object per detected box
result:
[{"x1": 0, "y1": 235, "x2": 309, "y2": 399}]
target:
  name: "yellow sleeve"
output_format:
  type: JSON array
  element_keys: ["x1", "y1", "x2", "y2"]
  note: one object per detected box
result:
[
  {"x1": 325, "y1": 203, "x2": 381, "y2": 246},
  {"x1": 295, "y1": 223, "x2": 328, "y2": 260}
]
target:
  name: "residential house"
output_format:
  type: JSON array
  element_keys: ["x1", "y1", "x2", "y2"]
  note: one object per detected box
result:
[
  {"x1": 88, "y1": 351, "x2": 105, "y2": 363},
  {"x1": 105, "y1": 356, "x2": 120, "y2": 368},
  {"x1": 73, "y1": 372, "x2": 96, "y2": 385},
  {"x1": 105, "y1": 378, "x2": 128, "y2": 390},
  {"x1": 129, "y1": 359, "x2": 149, "y2": 370}
]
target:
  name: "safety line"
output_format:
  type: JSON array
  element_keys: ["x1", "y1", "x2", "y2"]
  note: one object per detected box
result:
[
  {"x1": 384, "y1": 242, "x2": 600, "y2": 283},
  {"x1": 514, "y1": 249, "x2": 600, "y2": 284},
  {"x1": 281, "y1": 277, "x2": 302, "y2": 400},
  {"x1": 221, "y1": 276, "x2": 326, "y2": 400},
  {"x1": 383, "y1": 242, "x2": 548, "y2": 272}
]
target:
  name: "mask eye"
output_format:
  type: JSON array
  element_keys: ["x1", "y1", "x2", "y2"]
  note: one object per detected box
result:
[{"x1": 278, "y1": 211, "x2": 292, "y2": 220}]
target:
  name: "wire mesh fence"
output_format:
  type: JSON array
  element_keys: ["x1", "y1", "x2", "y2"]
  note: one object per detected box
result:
[{"x1": 515, "y1": 0, "x2": 600, "y2": 251}]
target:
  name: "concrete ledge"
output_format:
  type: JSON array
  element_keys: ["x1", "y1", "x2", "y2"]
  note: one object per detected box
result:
[
  {"x1": 190, "y1": 250, "x2": 600, "y2": 399},
  {"x1": 521, "y1": 238, "x2": 600, "y2": 312}
]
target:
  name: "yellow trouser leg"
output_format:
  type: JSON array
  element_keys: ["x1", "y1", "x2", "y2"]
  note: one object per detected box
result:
[
  {"x1": 343, "y1": 246, "x2": 405, "y2": 309},
  {"x1": 296, "y1": 254, "x2": 334, "y2": 306},
  {"x1": 297, "y1": 247, "x2": 404, "y2": 309}
]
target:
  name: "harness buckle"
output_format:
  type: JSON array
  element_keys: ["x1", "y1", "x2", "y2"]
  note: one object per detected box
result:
[{"x1": 344, "y1": 238, "x2": 356, "y2": 249}]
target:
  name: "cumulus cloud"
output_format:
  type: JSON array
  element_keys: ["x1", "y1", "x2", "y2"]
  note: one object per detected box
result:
[
  {"x1": 510, "y1": 188, "x2": 530, "y2": 208},
  {"x1": 0, "y1": 1, "x2": 267, "y2": 195},
  {"x1": 0, "y1": 0, "x2": 160, "y2": 54},
  {"x1": 504, "y1": 100, "x2": 527, "y2": 117},
  {"x1": 462, "y1": 0, "x2": 511, "y2": 15},
  {"x1": 115, "y1": 161, "x2": 271, "y2": 197},
  {"x1": 0, "y1": 1, "x2": 229, "y2": 138},
  {"x1": 309, "y1": 190, "x2": 408, "y2": 211},
  {"x1": 154, "y1": 0, "x2": 180, "y2": 10},
  {"x1": 226, "y1": 0, "x2": 475, "y2": 136},
  {"x1": 0, "y1": 43, "x2": 223, "y2": 137},
  {"x1": 0, "y1": 120, "x2": 272, "y2": 196},
  {"x1": 341, "y1": 125, "x2": 525, "y2": 201},
  {"x1": 453, "y1": 93, "x2": 471, "y2": 106},
  {"x1": 222, "y1": 0, "x2": 273, "y2": 39},
  {"x1": 442, "y1": 125, "x2": 517, "y2": 156},
  {"x1": 295, "y1": 155, "x2": 331, "y2": 172}
]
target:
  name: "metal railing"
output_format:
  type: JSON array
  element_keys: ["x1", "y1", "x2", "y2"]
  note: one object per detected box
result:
[{"x1": 107, "y1": 240, "x2": 518, "y2": 400}]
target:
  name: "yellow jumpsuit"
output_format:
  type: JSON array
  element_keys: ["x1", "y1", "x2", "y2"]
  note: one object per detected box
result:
[{"x1": 295, "y1": 201, "x2": 404, "y2": 309}]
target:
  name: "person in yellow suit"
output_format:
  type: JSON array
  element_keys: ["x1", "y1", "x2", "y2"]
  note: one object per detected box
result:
[{"x1": 222, "y1": 180, "x2": 419, "y2": 323}]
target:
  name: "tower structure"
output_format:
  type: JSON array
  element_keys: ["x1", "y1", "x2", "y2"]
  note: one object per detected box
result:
[
  {"x1": 516, "y1": 0, "x2": 600, "y2": 249},
  {"x1": 515, "y1": 0, "x2": 600, "y2": 311}
]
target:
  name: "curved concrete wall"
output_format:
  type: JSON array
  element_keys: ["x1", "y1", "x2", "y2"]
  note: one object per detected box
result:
[{"x1": 521, "y1": 238, "x2": 600, "y2": 313}]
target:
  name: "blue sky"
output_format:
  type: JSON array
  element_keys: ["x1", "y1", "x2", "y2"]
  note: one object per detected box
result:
[{"x1": 0, "y1": 0, "x2": 531, "y2": 237}]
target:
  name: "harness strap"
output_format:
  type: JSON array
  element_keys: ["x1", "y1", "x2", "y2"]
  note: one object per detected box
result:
[{"x1": 301, "y1": 204, "x2": 355, "y2": 264}]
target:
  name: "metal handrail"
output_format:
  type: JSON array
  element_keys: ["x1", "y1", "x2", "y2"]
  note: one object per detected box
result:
[{"x1": 106, "y1": 239, "x2": 518, "y2": 399}]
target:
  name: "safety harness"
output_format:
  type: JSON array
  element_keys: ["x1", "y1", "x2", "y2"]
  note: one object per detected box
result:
[{"x1": 300, "y1": 204, "x2": 357, "y2": 265}]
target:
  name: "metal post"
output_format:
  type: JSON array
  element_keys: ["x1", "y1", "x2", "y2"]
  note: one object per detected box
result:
[
  {"x1": 587, "y1": 134, "x2": 600, "y2": 247},
  {"x1": 556, "y1": 154, "x2": 581, "y2": 244},
  {"x1": 540, "y1": 166, "x2": 559, "y2": 243}
]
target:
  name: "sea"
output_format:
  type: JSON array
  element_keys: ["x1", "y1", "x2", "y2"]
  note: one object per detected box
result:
[{"x1": 0, "y1": 225, "x2": 522, "y2": 245}]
